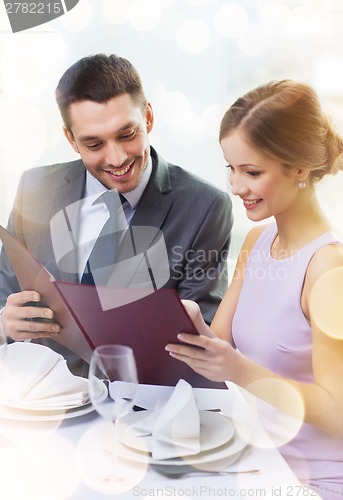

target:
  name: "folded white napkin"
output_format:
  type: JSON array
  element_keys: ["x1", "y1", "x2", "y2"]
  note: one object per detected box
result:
[
  {"x1": 128, "y1": 379, "x2": 201, "y2": 460},
  {"x1": 0, "y1": 342, "x2": 89, "y2": 408}
]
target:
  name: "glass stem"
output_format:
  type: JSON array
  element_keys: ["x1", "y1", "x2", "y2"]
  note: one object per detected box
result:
[{"x1": 111, "y1": 418, "x2": 119, "y2": 472}]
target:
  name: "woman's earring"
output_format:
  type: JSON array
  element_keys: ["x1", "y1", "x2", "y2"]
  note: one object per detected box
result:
[{"x1": 298, "y1": 178, "x2": 307, "y2": 190}]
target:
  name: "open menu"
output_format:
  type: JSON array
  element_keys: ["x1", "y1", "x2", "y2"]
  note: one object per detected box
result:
[{"x1": 0, "y1": 225, "x2": 225, "y2": 388}]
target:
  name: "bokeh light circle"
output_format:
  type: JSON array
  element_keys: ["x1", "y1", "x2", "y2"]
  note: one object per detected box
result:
[
  {"x1": 170, "y1": 111, "x2": 204, "y2": 145},
  {"x1": 286, "y1": 6, "x2": 333, "y2": 40},
  {"x1": 185, "y1": 0, "x2": 211, "y2": 4},
  {"x1": 0, "y1": 97, "x2": 47, "y2": 172},
  {"x1": 60, "y1": 0, "x2": 93, "y2": 32},
  {"x1": 159, "y1": 90, "x2": 191, "y2": 119},
  {"x1": 0, "y1": 30, "x2": 67, "y2": 97},
  {"x1": 76, "y1": 422, "x2": 149, "y2": 495},
  {"x1": 0, "y1": 436, "x2": 79, "y2": 499},
  {"x1": 214, "y1": 4, "x2": 249, "y2": 38},
  {"x1": 101, "y1": 0, "x2": 132, "y2": 24},
  {"x1": 128, "y1": 0, "x2": 162, "y2": 31},
  {"x1": 201, "y1": 104, "x2": 227, "y2": 139},
  {"x1": 176, "y1": 19, "x2": 211, "y2": 53},
  {"x1": 259, "y1": 2, "x2": 290, "y2": 36},
  {"x1": 157, "y1": 0, "x2": 177, "y2": 6},
  {"x1": 239, "y1": 23, "x2": 273, "y2": 58},
  {"x1": 309, "y1": 266, "x2": 343, "y2": 340},
  {"x1": 245, "y1": 378, "x2": 305, "y2": 447}
]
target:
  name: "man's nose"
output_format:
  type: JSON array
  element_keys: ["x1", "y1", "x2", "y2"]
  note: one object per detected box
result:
[{"x1": 105, "y1": 142, "x2": 127, "y2": 167}]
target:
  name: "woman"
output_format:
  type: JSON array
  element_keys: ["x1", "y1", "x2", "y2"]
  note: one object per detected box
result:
[{"x1": 166, "y1": 80, "x2": 343, "y2": 499}]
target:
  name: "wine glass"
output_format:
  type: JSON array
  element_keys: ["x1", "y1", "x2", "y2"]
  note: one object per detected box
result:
[
  {"x1": 88, "y1": 344, "x2": 138, "y2": 485},
  {"x1": 0, "y1": 319, "x2": 7, "y2": 371}
]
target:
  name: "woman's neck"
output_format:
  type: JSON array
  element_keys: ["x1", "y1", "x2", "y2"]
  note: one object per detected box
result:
[{"x1": 272, "y1": 192, "x2": 331, "y2": 257}]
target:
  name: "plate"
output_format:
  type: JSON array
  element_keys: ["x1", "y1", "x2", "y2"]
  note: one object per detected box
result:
[
  {"x1": 0, "y1": 377, "x2": 104, "y2": 412},
  {"x1": 117, "y1": 429, "x2": 249, "y2": 466},
  {"x1": 0, "y1": 379, "x2": 107, "y2": 421},
  {"x1": 0, "y1": 402, "x2": 96, "y2": 421},
  {"x1": 119, "y1": 410, "x2": 234, "y2": 455}
]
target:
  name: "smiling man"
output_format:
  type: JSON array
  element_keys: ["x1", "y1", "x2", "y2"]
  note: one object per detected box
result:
[{"x1": 0, "y1": 54, "x2": 233, "y2": 374}]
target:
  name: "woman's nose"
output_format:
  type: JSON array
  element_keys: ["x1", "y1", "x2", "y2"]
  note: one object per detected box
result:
[{"x1": 230, "y1": 174, "x2": 248, "y2": 196}]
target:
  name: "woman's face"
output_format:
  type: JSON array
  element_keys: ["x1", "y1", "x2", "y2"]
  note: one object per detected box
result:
[{"x1": 221, "y1": 129, "x2": 301, "y2": 222}]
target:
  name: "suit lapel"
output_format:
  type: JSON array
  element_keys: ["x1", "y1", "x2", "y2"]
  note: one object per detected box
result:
[
  {"x1": 52, "y1": 160, "x2": 86, "y2": 214},
  {"x1": 130, "y1": 148, "x2": 173, "y2": 229},
  {"x1": 49, "y1": 160, "x2": 86, "y2": 283}
]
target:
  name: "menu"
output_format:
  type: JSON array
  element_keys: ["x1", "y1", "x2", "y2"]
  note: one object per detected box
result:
[{"x1": 0, "y1": 225, "x2": 225, "y2": 388}]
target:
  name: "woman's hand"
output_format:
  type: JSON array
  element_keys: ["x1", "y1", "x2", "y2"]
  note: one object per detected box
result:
[
  {"x1": 181, "y1": 299, "x2": 216, "y2": 337},
  {"x1": 165, "y1": 331, "x2": 237, "y2": 382}
]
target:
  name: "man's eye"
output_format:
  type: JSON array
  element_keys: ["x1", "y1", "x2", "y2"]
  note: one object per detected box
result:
[
  {"x1": 87, "y1": 144, "x2": 102, "y2": 151},
  {"x1": 120, "y1": 130, "x2": 136, "y2": 140}
]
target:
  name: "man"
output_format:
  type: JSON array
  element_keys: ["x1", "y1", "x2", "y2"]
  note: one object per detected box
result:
[{"x1": 0, "y1": 54, "x2": 233, "y2": 372}]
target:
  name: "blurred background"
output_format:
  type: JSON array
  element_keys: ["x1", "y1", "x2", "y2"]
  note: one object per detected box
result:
[{"x1": 1, "y1": 0, "x2": 343, "y2": 268}]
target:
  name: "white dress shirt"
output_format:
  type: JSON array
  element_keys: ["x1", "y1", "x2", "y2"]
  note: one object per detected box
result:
[{"x1": 76, "y1": 158, "x2": 152, "y2": 280}]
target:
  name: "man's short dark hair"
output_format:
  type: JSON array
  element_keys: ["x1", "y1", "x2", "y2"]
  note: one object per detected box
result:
[{"x1": 55, "y1": 53, "x2": 147, "y2": 130}]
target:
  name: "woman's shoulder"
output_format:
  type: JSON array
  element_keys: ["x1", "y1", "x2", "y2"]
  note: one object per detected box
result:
[
  {"x1": 242, "y1": 224, "x2": 271, "y2": 251},
  {"x1": 306, "y1": 241, "x2": 343, "y2": 288}
]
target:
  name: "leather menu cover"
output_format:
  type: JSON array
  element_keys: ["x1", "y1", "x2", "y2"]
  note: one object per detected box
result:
[
  {"x1": 52, "y1": 282, "x2": 225, "y2": 388},
  {"x1": 0, "y1": 224, "x2": 94, "y2": 363},
  {"x1": 0, "y1": 224, "x2": 225, "y2": 388}
]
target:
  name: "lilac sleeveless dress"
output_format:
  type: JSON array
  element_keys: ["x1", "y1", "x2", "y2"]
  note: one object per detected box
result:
[{"x1": 232, "y1": 223, "x2": 343, "y2": 499}]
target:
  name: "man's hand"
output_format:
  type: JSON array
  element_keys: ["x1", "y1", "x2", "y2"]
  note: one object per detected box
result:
[{"x1": 1, "y1": 291, "x2": 61, "y2": 341}]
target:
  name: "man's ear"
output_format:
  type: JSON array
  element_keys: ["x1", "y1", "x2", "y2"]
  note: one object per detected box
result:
[
  {"x1": 63, "y1": 125, "x2": 80, "y2": 154},
  {"x1": 145, "y1": 103, "x2": 154, "y2": 133}
]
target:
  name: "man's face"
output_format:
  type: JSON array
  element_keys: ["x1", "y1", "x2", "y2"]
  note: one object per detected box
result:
[{"x1": 64, "y1": 93, "x2": 153, "y2": 193}]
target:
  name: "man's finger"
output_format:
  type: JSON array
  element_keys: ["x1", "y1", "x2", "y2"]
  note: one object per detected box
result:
[{"x1": 7, "y1": 291, "x2": 41, "y2": 307}]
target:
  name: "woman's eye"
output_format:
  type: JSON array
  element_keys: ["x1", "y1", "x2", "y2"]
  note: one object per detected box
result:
[
  {"x1": 226, "y1": 163, "x2": 234, "y2": 171},
  {"x1": 247, "y1": 170, "x2": 260, "y2": 177}
]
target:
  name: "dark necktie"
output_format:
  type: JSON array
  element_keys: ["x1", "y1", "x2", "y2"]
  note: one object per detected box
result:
[{"x1": 81, "y1": 191, "x2": 126, "y2": 286}]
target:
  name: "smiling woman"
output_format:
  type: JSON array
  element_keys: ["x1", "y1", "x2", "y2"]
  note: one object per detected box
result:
[{"x1": 166, "y1": 80, "x2": 343, "y2": 499}]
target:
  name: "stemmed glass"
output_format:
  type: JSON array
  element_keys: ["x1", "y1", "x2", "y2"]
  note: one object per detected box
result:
[
  {"x1": 0, "y1": 321, "x2": 7, "y2": 371},
  {"x1": 88, "y1": 344, "x2": 138, "y2": 485}
]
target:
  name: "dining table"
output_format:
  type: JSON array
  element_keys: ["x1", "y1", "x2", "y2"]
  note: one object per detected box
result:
[{"x1": 0, "y1": 380, "x2": 317, "y2": 500}]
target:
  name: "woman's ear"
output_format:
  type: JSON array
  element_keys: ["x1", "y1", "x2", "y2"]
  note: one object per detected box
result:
[
  {"x1": 63, "y1": 125, "x2": 80, "y2": 154},
  {"x1": 297, "y1": 168, "x2": 310, "y2": 181}
]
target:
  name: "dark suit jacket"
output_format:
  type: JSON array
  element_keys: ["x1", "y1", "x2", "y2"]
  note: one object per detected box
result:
[{"x1": 0, "y1": 147, "x2": 233, "y2": 371}]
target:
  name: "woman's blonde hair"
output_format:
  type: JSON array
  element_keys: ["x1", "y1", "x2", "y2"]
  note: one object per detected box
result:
[{"x1": 220, "y1": 80, "x2": 343, "y2": 182}]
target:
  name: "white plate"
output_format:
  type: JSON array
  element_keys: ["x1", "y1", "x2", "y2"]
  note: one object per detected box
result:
[
  {"x1": 0, "y1": 402, "x2": 95, "y2": 421},
  {"x1": 0, "y1": 379, "x2": 107, "y2": 421},
  {"x1": 119, "y1": 410, "x2": 234, "y2": 455},
  {"x1": 0, "y1": 377, "x2": 104, "y2": 412},
  {"x1": 117, "y1": 429, "x2": 248, "y2": 466}
]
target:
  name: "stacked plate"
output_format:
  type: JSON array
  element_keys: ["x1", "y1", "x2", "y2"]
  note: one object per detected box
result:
[
  {"x1": 0, "y1": 377, "x2": 106, "y2": 421},
  {"x1": 0, "y1": 343, "x2": 110, "y2": 421},
  {"x1": 116, "y1": 410, "x2": 249, "y2": 469}
]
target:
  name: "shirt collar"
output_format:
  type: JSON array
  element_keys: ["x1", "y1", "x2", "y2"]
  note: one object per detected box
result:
[{"x1": 84, "y1": 156, "x2": 153, "y2": 208}]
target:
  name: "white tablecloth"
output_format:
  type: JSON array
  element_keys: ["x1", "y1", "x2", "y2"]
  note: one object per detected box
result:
[{"x1": 0, "y1": 383, "x2": 314, "y2": 500}]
